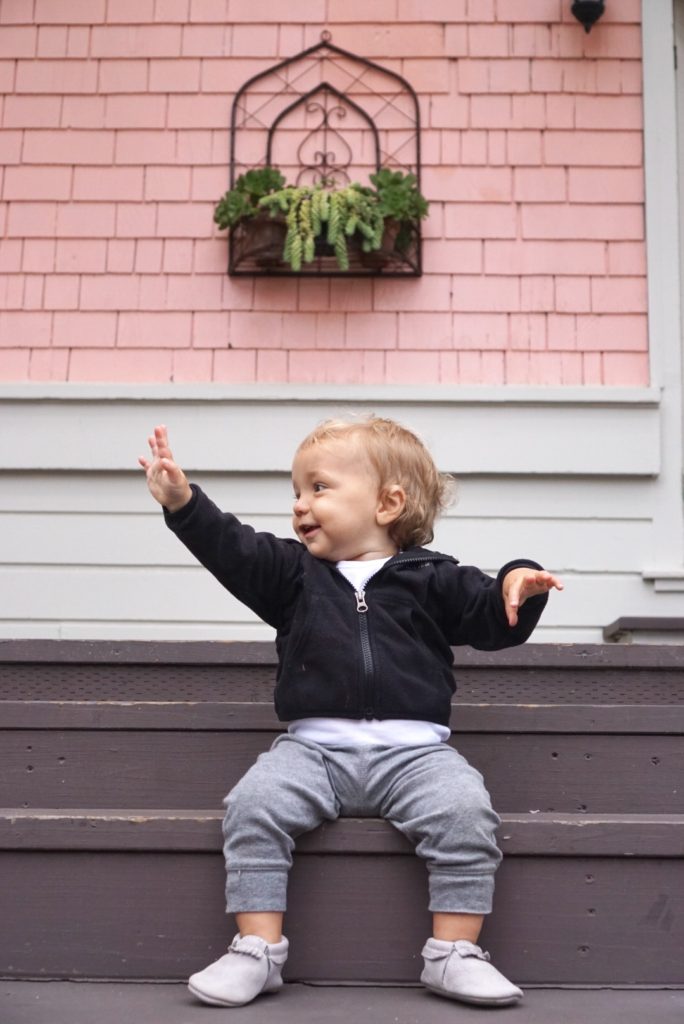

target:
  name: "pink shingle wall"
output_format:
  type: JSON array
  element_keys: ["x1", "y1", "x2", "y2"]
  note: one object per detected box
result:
[{"x1": 0, "y1": 0, "x2": 647, "y2": 386}]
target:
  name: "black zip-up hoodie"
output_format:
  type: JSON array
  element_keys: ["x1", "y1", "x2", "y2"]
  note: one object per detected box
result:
[{"x1": 165, "y1": 484, "x2": 548, "y2": 727}]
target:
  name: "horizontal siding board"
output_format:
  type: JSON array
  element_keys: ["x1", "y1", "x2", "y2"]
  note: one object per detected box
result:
[
  {"x1": 2, "y1": 569, "x2": 681, "y2": 632},
  {"x1": 1, "y1": 566, "x2": 258, "y2": 621},
  {"x1": 0, "y1": 395, "x2": 661, "y2": 475},
  {"x1": 0, "y1": 512, "x2": 289, "y2": 567},
  {"x1": 0, "y1": 473, "x2": 658, "y2": 520},
  {"x1": 0, "y1": 619, "x2": 277, "y2": 642},
  {"x1": 0, "y1": 395, "x2": 663, "y2": 475},
  {"x1": 444, "y1": 477, "x2": 657, "y2": 520},
  {"x1": 0, "y1": 473, "x2": 294, "y2": 516},
  {"x1": 0, "y1": 513, "x2": 652, "y2": 573}
]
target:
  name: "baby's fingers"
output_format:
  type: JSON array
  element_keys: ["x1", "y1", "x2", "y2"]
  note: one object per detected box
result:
[
  {"x1": 527, "y1": 570, "x2": 564, "y2": 595},
  {"x1": 158, "y1": 456, "x2": 184, "y2": 483},
  {"x1": 153, "y1": 424, "x2": 174, "y2": 459},
  {"x1": 505, "y1": 582, "x2": 523, "y2": 627}
]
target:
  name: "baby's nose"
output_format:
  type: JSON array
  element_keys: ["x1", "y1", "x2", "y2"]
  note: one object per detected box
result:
[{"x1": 293, "y1": 495, "x2": 308, "y2": 515}]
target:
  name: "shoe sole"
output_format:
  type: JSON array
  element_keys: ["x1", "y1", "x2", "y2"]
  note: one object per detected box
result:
[
  {"x1": 188, "y1": 982, "x2": 247, "y2": 1007},
  {"x1": 423, "y1": 982, "x2": 523, "y2": 1007},
  {"x1": 188, "y1": 981, "x2": 282, "y2": 1007}
]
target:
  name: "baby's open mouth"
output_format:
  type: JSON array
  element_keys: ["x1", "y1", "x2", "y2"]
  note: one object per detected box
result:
[{"x1": 300, "y1": 524, "x2": 319, "y2": 537}]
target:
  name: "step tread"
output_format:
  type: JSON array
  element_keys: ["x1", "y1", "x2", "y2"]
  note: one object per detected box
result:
[
  {"x1": 2, "y1": 700, "x2": 683, "y2": 732},
  {"x1": 3, "y1": 639, "x2": 684, "y2": 668},
  {"x1": 2, "y1": 808, "x2": 682, "y2": 855}
]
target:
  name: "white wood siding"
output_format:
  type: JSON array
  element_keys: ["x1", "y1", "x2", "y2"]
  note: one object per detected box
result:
[{"x1": 1, "y1": 385, "x2": 681, "y2": 644}]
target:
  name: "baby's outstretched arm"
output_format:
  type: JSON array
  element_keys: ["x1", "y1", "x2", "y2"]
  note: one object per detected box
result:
[
  {"x1": 138, "y1": 424, "x2": 193, "y2": 513},
  {"x1": 502, "y1": 567, "x2": 563, "y2": 628}
]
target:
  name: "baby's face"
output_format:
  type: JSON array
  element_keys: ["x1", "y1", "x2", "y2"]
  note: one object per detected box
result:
[{"x1": 291, "y1": 440, "x2": 398, "y2": 562}]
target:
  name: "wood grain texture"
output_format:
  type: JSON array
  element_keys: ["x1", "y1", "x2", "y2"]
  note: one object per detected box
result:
[
  {"x1": 2, "y1": 810, "x2": 683, "y2": 856},
  {"x1": 1, "y1": 849, "x2": 682, "y2": 983},
  {"x1": 3, "y1": 639, "x2": 683, "y2": 667},
  {"x1": 2, "y1": 982, "x2": 683, "y2": 1024},
  {"x1": 1, "y1": 730, "x2": 681, "y2": 811}
]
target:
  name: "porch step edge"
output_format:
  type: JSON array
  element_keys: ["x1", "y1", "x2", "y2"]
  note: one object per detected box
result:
[{"x1": 1, "y1": 809, "x2": 682, "y2": 856}]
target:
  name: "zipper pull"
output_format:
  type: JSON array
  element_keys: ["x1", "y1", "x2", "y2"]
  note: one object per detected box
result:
[{"x1": 355, "y1": 590, "x2": 368, "y2": 613}]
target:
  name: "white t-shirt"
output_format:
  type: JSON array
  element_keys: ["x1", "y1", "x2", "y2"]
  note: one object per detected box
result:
[{"x1": 288, "y1": 557, "x2": 451, "y2": 747}]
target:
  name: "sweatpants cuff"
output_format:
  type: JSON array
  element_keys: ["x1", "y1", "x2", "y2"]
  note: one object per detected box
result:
[
  {"x1": 428, "y1": 871, "x2": 495, "y2": 915},
  {"x1": 225, "y1": 869, "x2": 289, "y2": 913}
]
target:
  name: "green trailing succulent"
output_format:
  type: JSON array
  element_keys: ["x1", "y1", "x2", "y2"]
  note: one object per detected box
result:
[
  {"x1": 258, "y1": 183, "x2": 385, "y2": 271},
  {"x1": 213, "y1": 167, "x2": 286, "y2": 230}
]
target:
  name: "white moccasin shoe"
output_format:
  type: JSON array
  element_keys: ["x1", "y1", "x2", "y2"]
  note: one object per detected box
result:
[
  {"x1": 421, "y1": 938, "x2": 523, "y2": 1006},
  {"x1": 188, "y1": 933, "x2": 289, "y2": 1007}
]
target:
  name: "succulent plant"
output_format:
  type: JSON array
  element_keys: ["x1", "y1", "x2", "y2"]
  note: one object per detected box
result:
[{"x1": 213, "y1": 167, "x2": 286, "y2": 230}]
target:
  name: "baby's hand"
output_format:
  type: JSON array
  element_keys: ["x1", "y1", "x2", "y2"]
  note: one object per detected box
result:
[
  {"x1": 138, "y1": 424, "x2": 193, "y2": 513},
  {"x1": 502, "y1": 568, "x2": 563, "y2": 627}
]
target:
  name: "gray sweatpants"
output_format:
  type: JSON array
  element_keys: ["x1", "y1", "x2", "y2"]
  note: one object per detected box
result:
[{"x1": 222, "y1": 734, "x2": 502, "y2": 915}]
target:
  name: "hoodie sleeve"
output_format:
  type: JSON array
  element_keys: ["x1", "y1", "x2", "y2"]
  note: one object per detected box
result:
[
  {"x1": 163, "y1": 484, "x2": 304, "y2": 630},
  {"x1": 437, "y1": 558, "x2": 548, "y2": 650}
]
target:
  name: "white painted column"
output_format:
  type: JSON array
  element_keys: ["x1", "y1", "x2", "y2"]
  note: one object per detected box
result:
[{"x1": 642, "y1": 0, "x2": 684, "y2": 579}]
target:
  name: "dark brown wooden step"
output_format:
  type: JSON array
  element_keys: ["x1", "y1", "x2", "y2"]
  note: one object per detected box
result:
[
  {"x1": 2, "y1": 641, "x2": 683, "y2": 814},
  {"x1": 3, "y1": 638, "x2": 683, "y2": 666},
  {"x1": 1, "y1": 810, "x2": 682, "y2": 985},
  {"x1": 1, "y1": 641, "x2": 683, "y2": 704},
  {"x1": 2, "y1": 809, "x2": 683, "y2": 856},
  {"x1": 2, "y1": 642, "x2": 681, "y2": 986},
  {"x1": 2, "y1": 701, "x2": 681, "y2": 812}
]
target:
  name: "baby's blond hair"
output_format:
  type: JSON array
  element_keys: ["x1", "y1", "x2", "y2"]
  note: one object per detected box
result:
[{"x1": 296, "y1": 416, "x2": 454, "y2": 549}]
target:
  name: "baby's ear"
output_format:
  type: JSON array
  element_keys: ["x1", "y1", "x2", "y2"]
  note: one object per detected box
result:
[{"x1": 377, "y1": 484, "x2": 406, "y2": 526}]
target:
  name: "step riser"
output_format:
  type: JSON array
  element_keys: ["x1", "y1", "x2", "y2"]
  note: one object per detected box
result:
[
  {"x1": 2, "y1": 850, "x2": 682, "y2": 985},
  {"x1": 3, "y1": 731, "x2": 681, "y2": 813}
]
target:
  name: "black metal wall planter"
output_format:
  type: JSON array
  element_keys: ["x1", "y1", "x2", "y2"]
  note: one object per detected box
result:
[{"x1": 221, "y1": 32, "x2": 425, "y2": 277}]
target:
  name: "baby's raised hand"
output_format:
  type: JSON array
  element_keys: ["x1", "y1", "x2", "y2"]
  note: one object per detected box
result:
[
  {"x1": 138, "y1": 424, "x2": 193, "y2": 513},
  {"x1": 502, "y1": 567, "x2": 563, "y2": 628}
]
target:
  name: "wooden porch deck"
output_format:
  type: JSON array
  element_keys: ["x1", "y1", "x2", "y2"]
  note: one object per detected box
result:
[{"x1": 3, "y1": 981, "x2": 684, "y2": 1024}]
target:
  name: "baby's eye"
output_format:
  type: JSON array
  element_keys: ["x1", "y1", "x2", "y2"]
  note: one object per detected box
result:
[{"x1": 313, "y1": 482, "x2": 326, "y2": 493}]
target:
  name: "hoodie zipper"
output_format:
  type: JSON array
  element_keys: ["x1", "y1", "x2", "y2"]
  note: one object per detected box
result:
[
  {"x1": 353, "y1": 588, "x2": 374, "y2": 717},
  {"x1": 338, "y1": 554, "x2": 452, "y2": 720}
]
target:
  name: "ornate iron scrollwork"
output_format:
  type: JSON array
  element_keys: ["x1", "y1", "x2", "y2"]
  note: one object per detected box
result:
[
  {"x1": 296, "y1": 98, "x2": 351, "y2": 186},
  {"x1": 228, "y1": 33, "x2": 422, "y2": 276}
]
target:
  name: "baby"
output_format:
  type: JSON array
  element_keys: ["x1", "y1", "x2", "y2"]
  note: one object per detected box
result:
[{"x1": 140, "y1": 416, "x2": 562, "y2": 1008}]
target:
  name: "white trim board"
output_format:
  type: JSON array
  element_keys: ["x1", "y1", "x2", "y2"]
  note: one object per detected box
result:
[
  {"x1": 642, "y1": 0, "x2": 684, "y2": 573},
  {"x1": 0, "y1": 388, "x2": 661, "y2": 475},
  {"x1": 0, "y1": 383, "x2": 662, "y2": 405}
]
